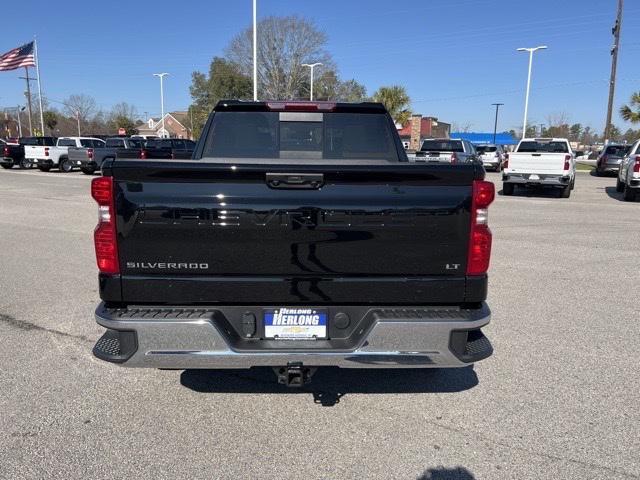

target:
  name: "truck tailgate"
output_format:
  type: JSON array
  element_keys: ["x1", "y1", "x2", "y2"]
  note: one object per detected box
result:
[
  {"x1": 508, "y1": 152, "x2": 567, "y2": 174},
  {"x1": 110, "y1": 161, "x2": 479, "y2": 305}
]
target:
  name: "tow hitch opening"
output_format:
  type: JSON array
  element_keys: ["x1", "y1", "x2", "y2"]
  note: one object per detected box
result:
[{"x1": 274, "y1": 363, "x2": 317, "y2": 387}]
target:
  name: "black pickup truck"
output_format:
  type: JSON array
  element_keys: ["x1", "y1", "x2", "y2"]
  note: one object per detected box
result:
[
  {"x1": 90, "y1": 101, "x2": 494, "y2": 386},
  {"x1": 1, "y1": 136, "x2": 56, "y2": 169},
  {"x1": 115, "y1": 137, "x2": 196, "y2": 161}
]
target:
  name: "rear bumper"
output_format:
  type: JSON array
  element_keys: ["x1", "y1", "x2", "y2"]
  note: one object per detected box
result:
[
  {"x1": 93, "y1": 302, "x2": 492, "y2": 369},
  {"x1": 503, "y1": 173, "x2": 570, "y2": 186},
  {"x1": 32, "y1": 159, "x2": 54, "y2": 167},
  {"x1": 77, "y1": 160, "x2": 98, "y2": 169}
]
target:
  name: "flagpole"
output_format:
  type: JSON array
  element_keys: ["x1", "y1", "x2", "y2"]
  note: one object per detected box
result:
[{"x1": 34, "y1": 37, "x2": 45, "y2": 135}]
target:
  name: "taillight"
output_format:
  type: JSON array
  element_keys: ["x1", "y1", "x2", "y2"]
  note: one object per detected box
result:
[
  {"x1": 2, "y1": 146, "x2": 9, "y2": 157},
  {"x1": 504, "y1": 153, "x2": 509, "y2": 169},
  {"x1": 564, "y1": 154, "x2": 571, "y2": 171},
  {"x1": 467, "y1": 180, "x2": 495, "y2": 276},
  {"x1": 87, "y1": 148, "x2": 94, "y2": 160},
  {"x1": 91, "y1": 177, "x2": 119, "y2": 274},
  {"x1": 171, "y1": 152, "x2": 175, "y2": 160},
  {"x1": 44, "y1": 147, "x2": 50, "y2": 157},
  {"x1": 450, "y1": 152, "x2": 458, "y2": 164},
  {"x1": 140, "y1": 149, "x2": 147, "y2": 159},
  {"x1": 634, "y1": 156, "x2": 640, "y2": 173}
]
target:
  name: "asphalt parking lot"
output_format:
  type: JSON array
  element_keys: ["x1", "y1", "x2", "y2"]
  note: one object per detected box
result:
[{"x1": 0, "y1": 168, "x2": 638, "y2": 480}]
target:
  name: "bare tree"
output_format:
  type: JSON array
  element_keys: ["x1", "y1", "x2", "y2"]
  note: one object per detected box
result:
[
  {"x1": 109, "y1": 102, "x2": 137, "y2": 120},
  {"x1": 63, "y1": 94, "x2": 97, "y2": 125},
  {"x1": 226, "y1": 16, "x2": 334, "y2": 100}
]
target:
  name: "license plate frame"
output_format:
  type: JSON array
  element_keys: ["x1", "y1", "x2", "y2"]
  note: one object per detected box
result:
[{"x1": 264, "y1": 308, "x2": 328, "y2": 340}]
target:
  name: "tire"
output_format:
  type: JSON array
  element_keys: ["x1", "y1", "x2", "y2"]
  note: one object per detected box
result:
[
  {"x1": 38, "y1": 165, "x2": 51, "y2": 172},
  {"x1": 59, "y1": 157, "x2": 72, "y2": 173},
  {"x1": 560, "y1": 184, "x2": 571, "y2": 198},
  {"x1": 570, "y1": 177, "x2": 575, "y2": 190},
  {"x1": 502, "y1": 183, "x2": 515, "y2": 196},
  {"x1": 594, "y1": 168, "x2": 602, "y2": 177},
  {"x1": 623, "y1": 184, "x2": 637, "y2": 202},
  {"x1": 616, "y1": 177, "x2": 624, "y2": 192},
  {"x1": 1, "y1": 164, "x2": 12, "y2": 169},
  {"x1": 19, "y1": 158, "x2": 32, "y2": 169},
  {"x1": 80, "y1": 166, "x2": 96, "y2": 175}
]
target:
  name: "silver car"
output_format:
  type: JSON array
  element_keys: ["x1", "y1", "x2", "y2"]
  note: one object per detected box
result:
[
  {"x1": 476, "y1": 144, "x2": 505, "y2": 171},
  {"x1": 596, "y1": 143, "x2": 631, "y2": 176}
]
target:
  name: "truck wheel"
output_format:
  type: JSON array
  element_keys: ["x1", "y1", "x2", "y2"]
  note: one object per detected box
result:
[
  {"x1": 616, "y1": 178, "x2": 624, "y2": 192},
  {"x1": 560, "y1": 184, "x2": 571, "y2": 198},
  {"x1": 594, "y1": 168, "x2": 602, "y2": 177},
  {"x1": 38, "y1": 165, "x2": 51, "y2": 172},
  {"x1": 502, "y1": 183, "x2": 514, "y2": 196},
  {"x1": 80, "y1": 166, "x2": 96, "y2": 175},
  {"x1": 20, "y1": 158, "x2": 32, "y2": 169},
  {"x1": 623, "y1": 184, "x2": 637, "y2": 202},
  {"x1": 59, "y1": 157, "x2": 72, "y2": 173},
  {"x1": 1, "y1": 164, "x2": 12, "y2": 169},
  {"x1": 570, "y1": 177, "x2": 575, "y2": 190}
]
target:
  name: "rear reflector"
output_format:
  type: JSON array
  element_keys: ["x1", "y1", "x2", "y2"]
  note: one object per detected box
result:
[
  {"x1": 467, "y1": 180, "x2": 495, "y2": 275},
  {"x1": 266, "y1": 102, "x2": 336, "y2": 112},
  {"x1": 140, "y1": 150, "x2": 147, "y2": 160},
  {"x1": 91, "y1": 177, "x2": 119, "y2": 274}
]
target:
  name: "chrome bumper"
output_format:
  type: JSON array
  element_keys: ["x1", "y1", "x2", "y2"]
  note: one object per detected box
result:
[
  {"x1": 94, "y1": 303, "x2": 492, "y2": 369},
  {"x1": 503, "y1": 173, "x2": 570, "y2": 186}
]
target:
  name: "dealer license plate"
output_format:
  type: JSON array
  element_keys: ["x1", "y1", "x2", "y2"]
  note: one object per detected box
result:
[{"x1": 264, "y1": 308, "x2": 327, "y2": 340}]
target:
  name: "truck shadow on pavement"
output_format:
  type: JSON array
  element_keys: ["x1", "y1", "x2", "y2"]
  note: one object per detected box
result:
[
  {"x1": 180, "y1": 366, "x2": 478, "y2": 407},
  {"x1": 604, "y1": 186, "x2": 626, "y2": 202},
  {"x1": 417, "y1": 467, "x2": 476, "y2": 480}
]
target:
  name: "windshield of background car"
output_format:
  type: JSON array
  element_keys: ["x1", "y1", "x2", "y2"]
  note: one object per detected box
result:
[
  {"x1": 203, "y1": 111, "x2": 400, "y2": 161},
  {"x1": 518, "y1": 141, "x2": 569, "y2": 153},
  {"x1": 420, "y1": 140, "x2": 464, "y2": 152}
]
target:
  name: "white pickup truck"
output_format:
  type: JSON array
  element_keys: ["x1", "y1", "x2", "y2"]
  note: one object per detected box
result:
[
  {"x1": 502, "y1": 138, "x2": 576, "y2": 198},
  {"x1": 27, "y1": 137, "x2": 105, "y2": 172}
]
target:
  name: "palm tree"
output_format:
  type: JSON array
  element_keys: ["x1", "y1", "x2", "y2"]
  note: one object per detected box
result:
[
  {"x1": 620, "y1": 92, "x2": 640, "y2": 123},
  {"x1": 372, "y1": 86, "x2": 411, "y2": 125}
]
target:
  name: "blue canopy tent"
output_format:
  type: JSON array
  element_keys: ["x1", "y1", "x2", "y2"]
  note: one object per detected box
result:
[{"x1": 450, "y1": 132, "x2": 518, "y2": 145}]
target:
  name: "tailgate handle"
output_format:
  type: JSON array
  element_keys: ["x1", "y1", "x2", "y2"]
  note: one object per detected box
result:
[{"x1": 266, "y1": 173, "x2": 324, "y2": 189}]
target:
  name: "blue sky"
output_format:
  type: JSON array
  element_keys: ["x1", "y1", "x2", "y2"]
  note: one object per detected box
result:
[{"x1": 1, "y1": 0, "x2": 638, "y2": 133}]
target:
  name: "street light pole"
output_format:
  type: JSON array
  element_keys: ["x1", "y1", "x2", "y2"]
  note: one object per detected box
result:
[
  {"x1": 302, "y1": 63, "x2": 323, "y2": 101},
  {"x1": 491, "y1": 103, "x2": 504, "y2": 144},
  {"x1": 517, "y1": 46, "x2": 547, "y2": 139},
  {"x1": 153, "y1": 73, "x2": 169, "y2": 138},
  {"x1": 16, "y1": 106, "x2": 24, "y2": 137},
  {"x1": 76, "y1": 111, "x2": 81, "y2": 136},
  {"x1": 253, "y1": 0, "x2": 258, "y2": 101}
]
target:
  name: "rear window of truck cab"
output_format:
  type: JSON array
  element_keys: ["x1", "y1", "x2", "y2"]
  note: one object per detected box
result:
[
  {"x1": 420, "y1": 140, "x2": 464, "y2": 153},
  {"x1": 518, "y1": 141, "x2": 569, "y2": 153},
  {"x1": 202, "y1": 111, "x2": 400, "y2": 162}
]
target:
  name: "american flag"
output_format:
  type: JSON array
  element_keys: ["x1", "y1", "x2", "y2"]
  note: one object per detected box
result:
[{"x1": 0, "y1": 42, "x2": 36, "y2": 71}]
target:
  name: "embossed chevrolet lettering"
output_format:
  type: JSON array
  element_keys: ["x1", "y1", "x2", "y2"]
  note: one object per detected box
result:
[{"x1": 137, "y1": 208, "x2": 416, "y2": 228}]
